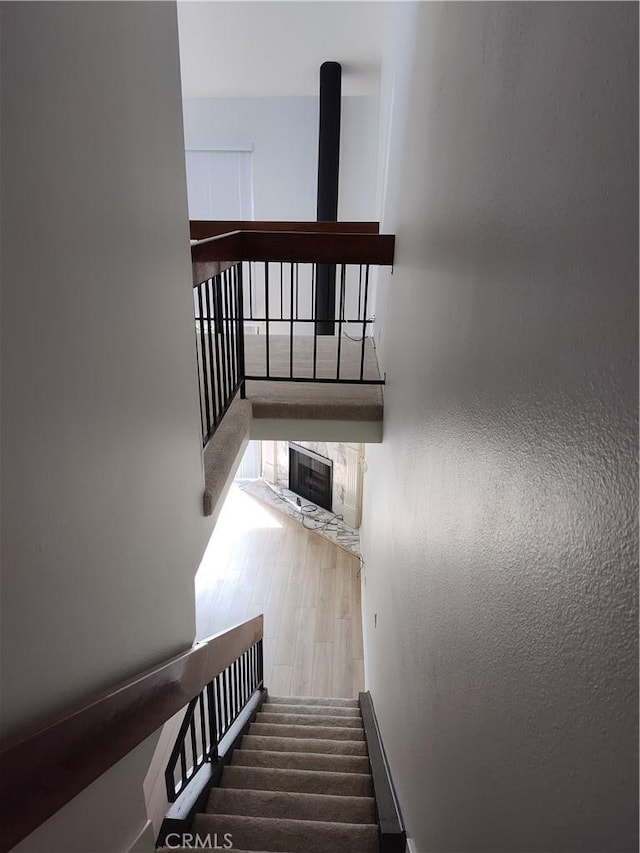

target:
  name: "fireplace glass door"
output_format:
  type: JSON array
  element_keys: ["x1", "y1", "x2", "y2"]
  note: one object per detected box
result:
[{"x1": 289, "y1": 444, "x2": 333, "y2": 511}]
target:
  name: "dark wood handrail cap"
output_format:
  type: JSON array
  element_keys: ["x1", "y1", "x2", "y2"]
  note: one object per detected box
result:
[{"x1": 190, "y1": 229, "x2": 395, "y2": 284}]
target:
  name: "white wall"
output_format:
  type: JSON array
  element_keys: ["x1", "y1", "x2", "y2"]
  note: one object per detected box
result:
[
  {"x1": 362, "y1": 3, "x2": 638, "y2": 852},
  {"x1": 183, "y1": 96, "x2": 381, "y2": 341},
  {"x1": 1, "y1": 2, "x2": 216, "y2": 849},
  {"x1": 181, "y1": 95, "x2": 379, "y2": 221}
]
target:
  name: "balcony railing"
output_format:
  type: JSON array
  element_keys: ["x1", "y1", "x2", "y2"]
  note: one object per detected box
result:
[
  {"x1": 165, "y1": 636, "x2": 263, "y2": 802},
  {"x1": 194, "y1": 263, "x2": 245, "y2": 446},
  {"x1": 190, "y1": 222, "x2": 395, "y2": 446}
]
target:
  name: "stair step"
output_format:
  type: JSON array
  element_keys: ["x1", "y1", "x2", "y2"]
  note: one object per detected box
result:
[
  {"x1": 207, "y1": 787, "x2": 376, "y2": 824},
  {"x1": 220, "y1": 765, "x2": 373, "y2": 797},
  {"x1": 249, "y1": 722, "x2": 366, "y2": 741},
  {"x1": 263, "y1": 702, "x2": 362, "y2": 718},
  {"x1": 232, "y1": 748, "x2": 370, "y2": 774},
  {"x1": 241, "y1": 734, "x2": 368, "y2": 756},
  {"x1": 192, "y1": 814, "x2": 379, "y2": 853},
  {"x1": 256, "y1": 711, "x2": 363, "y2": 729},
  {"x1": 267, "y1": 694, "x2": 360, "y2": 708}
]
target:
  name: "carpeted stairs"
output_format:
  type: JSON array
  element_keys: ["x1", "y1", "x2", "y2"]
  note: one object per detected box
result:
[{"x1": 161, "y1": 694, "x2": 379, "y2": 852}]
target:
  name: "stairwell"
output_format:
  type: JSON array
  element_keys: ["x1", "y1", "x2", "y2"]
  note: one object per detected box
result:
[{"x1": 161, "y1": 694, "x2": 380, "y2": 852}]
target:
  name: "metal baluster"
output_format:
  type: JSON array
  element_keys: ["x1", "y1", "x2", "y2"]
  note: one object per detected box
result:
[
  {"x1": 229, "y1": 265, "x2": 237, "y2": 391},
  {"x1": 265, "y1": 263, "x2": 270, "y2": 378},
  {"x1": 221, "y1": 668, "x2": 230, "y2": 733},
  {"x1": 357, "y1": 264, "x2": 363, "y2": 321},
  {"x1": 251, "y1": 643, "x2": 256, "y2": 692},
  {"x1": 218, "y1": 273, "x2": 229, "y2": 405},
  {"x1": 280, "y1": 262, "x2": 284, "y2": 319},
  {"x1": 204, "y1": 279, "x2": 218, "y2": 425},
  {"x1": 228, "y1": 665, "x2": 235, "y2": 725},
  {"x1": 237, "y1": 263, "x2": 246, "y2": 398},
  {"x1": 180, "y1": 745, "x2": 187, "y2": 791},
  {"x1": 206, "y1": 683, "x2": 216, "y2": 759},
  {"x1": 189, "y1": 714, "x2": 197, "y2": 776},
  {"x1": 215, "y1": 674, "x2": 224, "y2": 743},
  {"x1": 230, "y1": 663, "x2": 237, "y2": 722},
  {"x1": 194, "y1": 311, "x2": 205, "y2": 445},
  {"x1": 212, "y1": 275, "x2": 225, "y2": 420},
  {"x1": 248, "y1": 260, "x2": 253, "y2": 320},
  {"x1": 336, "y1": 264, "x2": 346, "y2": 380},
  {"x1": 198, "y1": 693, "x2": 207, "y2": 764},
  {"x1": 201, "y1": 696, "x2": 207, "y2": 763},
  {"x1": 224, "y1": 269, "x2": 233, "y2": 396},
  {"x1": 233, "y1": 659, "x2": 240, "y2": 718},
  {"x1": 197, "y1": 283, "x2": 212, "y2": 439},
  {"x1": 312, "y1": 268, "x2": 318, "y2": 380},
  {"x1": 360, "y1": 264, "x2": 370, "y2": 380},
  {"x1": 289, "y1": 263, "x2": 294, "y2": 378}
]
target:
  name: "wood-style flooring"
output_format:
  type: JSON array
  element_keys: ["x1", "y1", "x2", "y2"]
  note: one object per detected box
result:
[{"x1": 195, "y1": 484, "x2": 365, "y2": 699}]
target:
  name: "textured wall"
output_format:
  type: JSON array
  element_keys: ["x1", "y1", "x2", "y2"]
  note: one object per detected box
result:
[
  {"x1": 1, "y1": 3, "x2": 215, "y2": 849},
  {"x1": 361, "y1": 4, "x2": 638, "y2": 852}
]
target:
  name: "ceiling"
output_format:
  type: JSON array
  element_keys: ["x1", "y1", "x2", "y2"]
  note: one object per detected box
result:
[{"x1": 177, "y1": 1, "x2": 391, "y2": 98}]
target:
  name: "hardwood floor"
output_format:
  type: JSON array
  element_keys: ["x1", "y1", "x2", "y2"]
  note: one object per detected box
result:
[{"x1": 195, "y1": 484, "x2": 365, "y2": 698}]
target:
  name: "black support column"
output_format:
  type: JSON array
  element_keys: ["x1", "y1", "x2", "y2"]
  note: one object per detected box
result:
[{"x1": 315, "y1": 61, "x2": 341, "y2": 336}]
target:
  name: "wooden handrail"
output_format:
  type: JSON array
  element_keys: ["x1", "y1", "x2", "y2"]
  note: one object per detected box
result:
[
  {"x1": 190, "y1": 220, "x2": 381, "y2": 240},
  {"x1": 191, "y1": 231, "x2": 243, "y2": 285},
  {"x1": 191, "y1": 230, "x2": 395, "y2": 286},
  {"x1": 0, "y1": 615, "x2": 263, "y2": 853}
]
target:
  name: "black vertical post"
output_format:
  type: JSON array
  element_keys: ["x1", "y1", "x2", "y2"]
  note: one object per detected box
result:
[{"x1": 315, "y1": 61, "x2": 341, "y2": 336}]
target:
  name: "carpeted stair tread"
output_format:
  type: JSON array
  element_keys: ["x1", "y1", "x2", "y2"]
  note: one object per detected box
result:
[
  {"x1": 249, "y1": 722, "x2": 366, "y2": 741},
  {"x1": 267, "y1": 695, "x2": 360, "y2": 708},
  {"x1": 220, "y1": 765, "x2": 373, "y2": 797},
  {"x1": 256, "y1": 711, "x2": 363, "y2": 729},
  {"x1": 240, "y1": 734, "x2": 368, "y2": 756},
  {"x1": 232, "y1": 748, "x2": 370, "y2": 774},
  {"x1": 192, "y1": 813, "x2": 379, "y2": 853},
  {"x1": 207, "y1": 787, "x2": 376, "y2": 824},
  {"x1": 263, "y1": 702, "x2": 362, "y2": 718}
]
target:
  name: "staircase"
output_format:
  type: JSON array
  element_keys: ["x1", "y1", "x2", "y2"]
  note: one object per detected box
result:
[{"x1": 161, "y1": 693, "x2": 380, "y2": 852}]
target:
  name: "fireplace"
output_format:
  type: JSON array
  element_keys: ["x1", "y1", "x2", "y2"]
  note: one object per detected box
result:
[{"x1": 289, "y1": 443, "x2": 333, "y2": 511}]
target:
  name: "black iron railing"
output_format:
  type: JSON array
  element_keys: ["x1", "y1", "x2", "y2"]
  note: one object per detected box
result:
[
  {"x1": 242, "y1": 261, "x2": 381, "y2": 384},
  {"x1": 190, "y1": 226, "x2": 395, "y2": 446},
  {"x1": 165, "y1": 637, "x2": 263, "y2": 802},
  {"x1": 193, "y1": 263, "x2": 245, "y2": 446}
]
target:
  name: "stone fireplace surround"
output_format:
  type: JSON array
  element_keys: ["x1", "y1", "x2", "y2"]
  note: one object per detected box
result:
[{"x1": 261, "y1": 440, "x2": 364, "y2": 528}]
